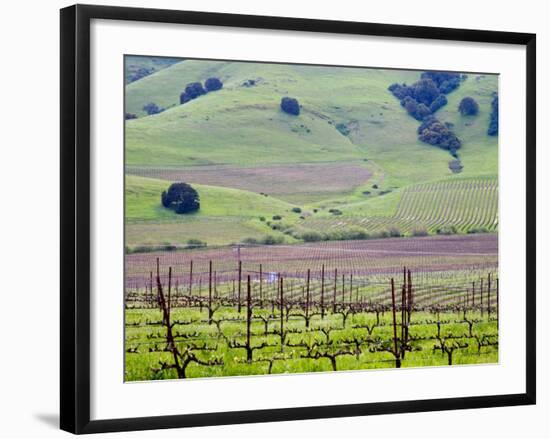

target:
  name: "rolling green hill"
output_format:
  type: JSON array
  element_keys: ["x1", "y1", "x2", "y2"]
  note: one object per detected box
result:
[
  {"x1": 125, "y1": 55, "x2": 183, "y2": 84},
  {"x1": 125, "y1": 60, "x2": 497, "y2": 184},
  {"x1": 124, "y1": 59, "x2": 498, "y2": 249},
  {"x1": 126, "y1": 175, "x2": 298, "y2": 221},
  {"x1": 125, "y1": 175, "x2": 301, "y2": 248}
]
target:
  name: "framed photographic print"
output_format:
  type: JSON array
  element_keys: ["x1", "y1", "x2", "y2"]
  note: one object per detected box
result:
[{"x1": 60, "y1": 4, "x2": 536, "y2": 434}]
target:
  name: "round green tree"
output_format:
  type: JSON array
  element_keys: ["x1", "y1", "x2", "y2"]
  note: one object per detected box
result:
[
  {"x1": 161, "y1": 182, "x2": 200, "y2": 214},
  {"x1": 281, "y1": 97, "x2": 300, "y2": 115},
  {"x1": 458, "y1": 97, "x2": 479, "y2": 116}
]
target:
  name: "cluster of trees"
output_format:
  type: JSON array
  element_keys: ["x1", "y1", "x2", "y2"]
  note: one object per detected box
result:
[
  {"x1": 389, "y1": 71, "x2": 464, "y2": 154},
  {"x1": 161, "y1": 182, "x2": 200, "y2": 214},
  {"x1": 488, "y1": 94, "x2": 499, "y2": 136},
  {"x1": 128, "y1": 67, "x2": 155, "y2": 83},
  {"x1": 180, "y1": 77, "x2": 223, "y2": 104},
  {"x1": 388, "y1": 72, "x2": 461, "y2": 121},
  {"x1": 417, "y1": 116, "x2": 462, "y2": 156},
  {"x1": 142, "y1": 102, "x2": 164, "y2": 115},
  {"x1": 420, "y1": 71, "x2": 462, "y2": 94},
  {"x1": 281, "y1": 97, "x2": 300, "y2": 115}
]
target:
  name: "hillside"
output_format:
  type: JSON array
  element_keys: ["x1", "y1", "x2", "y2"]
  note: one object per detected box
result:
[
  {"x1": 125, "y1": 175, "x2": 301, "y2": 248},
  {"x1": 124, "y1": 58, "x2": 498, "y2": 249},
  {"x1": 124, "y1": 55, "x2": 182, "y2": 84},
  {"x1": 126, "y1": 60, "x2": 497, "y2": 183}
]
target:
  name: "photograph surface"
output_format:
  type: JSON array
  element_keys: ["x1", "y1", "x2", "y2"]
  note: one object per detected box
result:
[{"x1": 124, "y1": 56, "x2": 499, "y2": 381}]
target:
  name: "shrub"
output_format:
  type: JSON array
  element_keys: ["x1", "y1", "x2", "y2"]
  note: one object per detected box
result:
[
  {"x1": 242, "y1": 79, "x2": 256, "y2": 87},
  {"x1": 125, "y1": 113, "x2": 137, "y2": 120},
  {"x1": 328, "y1": 208, "x2": 342, "y2": 216},
  {"x1": 448, "y1": 159, "x2": 463, "y2": 173},
  {"x1": 128, "y1": 67, "x2": 155, "y2": 83},
  {"x1": 488, "y1": 95, "x2": 499, "y2": 136},
  {"x1": 241, "y1": 237, "x2": 259, "y2": 245},
  {"x1": 402, "y1": 96, "x2": 424, "y2": 120},
  {"x1": 388, "y1": 227, "x2": 402, "y2": 237},
  {"x1": 333, "y1": 228, "x2": 369, "y2": 241},
  {"x1": 180, "y1": 82, "x2": 206, "y2": 104},
  {"x1": 421, "y1": 71, "x2": 461, "y2": 94},
  {"x1": 186, "y1": 239, "x2": 206, "y2": 248},
  {"x1": 411, "y1": 78, "x2": 440, "y2": 106},
  {"x1": 281, "y1": 97, "x2": 300, "y2": 115},
  {"x1": 126, "y1": 244, "x2": 179, "y2": 254},
  {"x1": 335, "y1": 123, "x2": 350, "y2": 136},
  {"x1": 261, "y1": 235, "x2": 284, "y2": 245},
  {"x1": 161, "y1": 182, "x2": 200, "y2": 214},
  {"x1": 436, "y1": 225, "x2": 458, "y2": 235},
  {"x1": 301, "y1": 231, "x2": 326, "y2": 242},
  {"x1": 467, "y1": 227, "x2": 489, "y2": 234},
  {"x1": 143, "y1": 102, "x2": 164, "y2": 115},
  {"x1": 388, "y1": 83, "x2": 413, "y2": 100},
  {"x1": 291, "y1": 207, "x2": 302, "y2": 213},
  {"x1": 411, "y1": 227, "x2": 429, "y2": 237},
  {"x1": 458, "y1": 97, "x2": 480, "y2": 116},
  {"x1": 272, "y1": 215, "x2": 282, "y2": 220},
  {"x1": 418, "y1": 116, "x2": 461, "y2": 152},
  {"x1": 259, "y1": 216, "x2": 266, "y2": 222},
  {"x1": 429, "y1": 94, "x2": 448, "y2": 113},
  {"x1": 204, "y1": 77, "x2": 223, "y2": 92}
]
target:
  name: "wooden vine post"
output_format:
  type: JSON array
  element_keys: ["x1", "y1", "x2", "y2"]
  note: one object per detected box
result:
[
  {"x1": 320, "y1": 264, "x2": 325, "y2": 319},
  {"x1": 238, "y1": 260, "x2": 242, "y2": 313},
  {"x1": 390, "y1": 278, "x2": 401, "y2": 368},
  {"x1": 246, "y1": 275, "x2": 252, "y2": 363},
  {"x1": 480, "y1": 277, "x2": 484, "y2": 317},
  {"x1": 487, "y1": 273, "x2": 492, "y2": 319},
  {"x1": 259, "y1": 263, "x2": 263, "y2": 307},
  {"x1": 188, "y1": 260, "x2": 193, "y2": 297},
  {"x1": 333, "y1": 268, "x2": 338, "y2": 313},
  {"x1": 305, "y1": 269, "x2": 311, "y2": 327},
  {"x1": 208, "y1": 260, "x2": 213, "y2": 325},
  {"x1": 280, "y1": 275, "x2": 285, "y2": 350}
]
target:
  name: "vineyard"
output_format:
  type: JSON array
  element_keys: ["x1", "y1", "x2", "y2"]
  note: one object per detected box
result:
[
  {"x1": 125, "y1": 234, "x2": 498, "y2": 381},
  {"x1": 125, "y1": 234, "x2": 498, "y2": 288},
  {"x1": 298, "y1": 178, "x2": 498, "y2": 236}
]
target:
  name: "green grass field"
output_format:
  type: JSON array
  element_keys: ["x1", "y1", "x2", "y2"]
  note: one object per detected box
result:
[{"x1": 125, "y1": 304, "x2": 498, "y2": 381}]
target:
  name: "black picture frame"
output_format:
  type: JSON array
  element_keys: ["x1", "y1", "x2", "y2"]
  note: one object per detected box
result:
[{"x1": 60, "y1": 4, "x2": 536, "y2": 434}]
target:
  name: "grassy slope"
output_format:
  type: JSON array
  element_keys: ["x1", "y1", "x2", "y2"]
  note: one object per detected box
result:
[
  {"x1": 436, "y1": 74, "x2": 498, "y2": 178},
  {"x1": 124, "y1": 61, "x2": 498, "y2": 245},
  {"x1": 126, "y1": 60, "x2": 497, "y2": 181},
  {"x1": 126, "y1": 175, "x2": 301, "y2": 247},
  {"x1": 317, "y1": 74, "x2": 499, "y2": 217},
  {"x1": 125, "y1": 61, "x2": 419, "y2": 168},
  {"x1": 125, "y1": 56, "x2": 183, "y2": 85}
]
